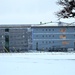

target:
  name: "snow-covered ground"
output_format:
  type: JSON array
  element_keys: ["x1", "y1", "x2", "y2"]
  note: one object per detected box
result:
[{"x1": 0, "y1": 52, "x2": 75, "y2": 75}]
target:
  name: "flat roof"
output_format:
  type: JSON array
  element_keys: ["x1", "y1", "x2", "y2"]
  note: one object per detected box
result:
[
  {"x1": 31, "y1": 22, "x2": 75, "y2": 28},
  {"x1": 0, "y1": 22, "x2": 75, "y2": 28},
  {"x1": 0, "y1": 24, "x2": 31, "y2": 28}
]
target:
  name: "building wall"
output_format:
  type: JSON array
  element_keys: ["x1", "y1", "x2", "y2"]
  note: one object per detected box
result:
[
  {"x1": 0, "y1": 25, "x2": 32, "y2": 52},
  {"x1": 0, "y1": 28, "x2": 5, "y2": 52},
  {"x1": 32, "y1": 26, "x2": 75, "y2": 51},
  {"x1": 9, "y1": 28, "x2": 28, "y2": 52}
]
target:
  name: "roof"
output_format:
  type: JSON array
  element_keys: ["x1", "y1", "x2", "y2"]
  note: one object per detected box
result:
[
  {"x1": 0, "y1": 24, "x2": 31, "y2": 28},
  {"x1": 0, "y1": 22, "x2": 75, "y2": 28},
  {"x1": 31, "y1": 22, "x2": 75, "y2": 28}
]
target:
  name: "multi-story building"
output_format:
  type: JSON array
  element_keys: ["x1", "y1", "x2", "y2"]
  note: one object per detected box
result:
[
  {"x1": 0, "y1": 23, "x2": 75, "y2": 52},
  {"x1": 0, "y1": 25, "x2": 32, "y2": 52},
  {"x1": 32, "y1": 24, "x2": 75, "y2": 52}
]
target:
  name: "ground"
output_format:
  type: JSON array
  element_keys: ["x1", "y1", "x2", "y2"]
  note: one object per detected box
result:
[{"x1": 0, "y1": 52, "x2": 75, "y2": 75}]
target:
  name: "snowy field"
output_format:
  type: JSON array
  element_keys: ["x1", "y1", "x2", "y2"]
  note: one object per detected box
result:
[{"x1": 0, "y1": 52, "x2": 75, "y2": 75}]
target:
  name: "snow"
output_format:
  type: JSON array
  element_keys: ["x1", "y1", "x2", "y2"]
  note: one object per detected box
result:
[{"x1": 0, "y1": 52, "x2": 75, "y2": 75}]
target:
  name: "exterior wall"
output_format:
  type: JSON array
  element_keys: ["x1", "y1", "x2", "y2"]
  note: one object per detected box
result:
[
  {"x1": 0, "y1": 28, "x2": 5, "y2": 52},
  {"x1": 0, "y1": 25, "x2": 32, "y2": 52},
  {"x1": 9, "y1": 28, "x2": 28, "y2": 52},
  {"x1": 32, "y1": 26, "x2": 75, "y2": 51}
]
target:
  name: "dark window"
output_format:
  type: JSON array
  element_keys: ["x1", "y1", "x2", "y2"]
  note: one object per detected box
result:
[
  {"x1": 5, "y1": 35, "x2": 9, "y2": 52},
  {"x1": 46, "y1": 41, "x2": 47, "y2": 43},
  {"x1": 42, "y1": 35, "x2": 44, "y2": 37},
  {"x1": 53, "y1": 41, "x2": 54, "y2": 43},
  {"x1": 53, "y1": 29, "x2": 54, "y2": 31},
  {"x1": 36, "y1": 42, "x2": 38, "y2": 50},
  {"x1": 49, "y1": 35, "x2": 51, "y2": 37},
  {"x1": 5, "y1": 28, "x2": 9, "y2": 32},
  {"x1": 49, "y1": 41, "x2": 51, "y2": 43},
  {"x1": 49, "y1": 29, "x2": 51, "y2": 31},
  {"x1": 46, "y1": 47, "x2": 48, "y2": 50},
  {"x1": 53, "y1": 35, "x2": 54, "y2": 37},
  {"x1": 46, "y1": 29, "x2": 47, "y2": 31},
  {"x1": 46, "y1": 35, "x2": 47, "y2": 37},
  {"x1": 36, "y1": 35, "x2": 38, "y2": 37},
  {"x1": 42, "y1": 41, "x2": 44, "y2": 43},
  {"x1": 42, "y1": 29, "x2": 44, "y2": 31}
]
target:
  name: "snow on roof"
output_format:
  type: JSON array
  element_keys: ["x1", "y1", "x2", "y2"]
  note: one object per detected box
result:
[{"x1": 32, "y1": 22, "x2": 75, "y2": 27}]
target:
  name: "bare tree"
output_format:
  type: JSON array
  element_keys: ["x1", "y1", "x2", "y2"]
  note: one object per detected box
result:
[{"x1": 56, "y1": 0, "x2": 75, "y2": 18}]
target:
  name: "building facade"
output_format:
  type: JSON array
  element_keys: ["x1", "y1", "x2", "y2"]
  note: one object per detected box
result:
[
  {"x1": 0, "y1": 25, "x2": 32, "y2": 52},
  {"x1": 32, "y1": 25, "x2": 75, "y2": 52},
  {"x1": 0, "y1": 23, "x2": 75, "y2": 52}
]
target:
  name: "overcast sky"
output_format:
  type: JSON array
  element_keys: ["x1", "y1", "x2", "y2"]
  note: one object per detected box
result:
[{"x1": 0, "y1": 0, "x2": 75, "y2": 24}]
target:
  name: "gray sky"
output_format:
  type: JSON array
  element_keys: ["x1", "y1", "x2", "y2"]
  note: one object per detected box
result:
[{"x1": 0, "y1": 0, "x2": 75, "y2": 24}]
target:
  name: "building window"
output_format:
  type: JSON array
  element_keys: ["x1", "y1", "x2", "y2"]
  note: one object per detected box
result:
[
  {"x1": 36, "y1": 42, "x2": 38, "y2": 50},
  {"x1": 2, "y1": 35, "x2": 4, "y2": 38},
  {"x1": 49, "y1": 41, "x2": 51, "y2": 43},
  {"x1": 5, "y1": 28, "x2": 9, "y2": 32},
  {"x1": 49, "y1": 35, "x2": 51, "y2": 37},
  {"x1": 46, "y1": 35, "x2": 47, "y2": 37},
  {"x1": 36, "y1": 35, "x2": 38, "y2": 37},
  {"x1": 46, "y1": 29, "x2": 47, "y2": 31},
  {"x1": 53, "y1": 29, "x2": 54, "y2": 31},
  {"x1": 23, "y1": 35, "x2": 25, "y2": 38},
  {"x1": 42, "y1": 29, "x2": 44, "y2": 31},
  {"x1": 42, "y1": 35, "x2": 44, "y2": 37},
  {"x1": 49, "y1": 29, "x2": 51, "y2": 31},
  {"x1": 46, "y1": 41, "x2": 47, "y2": 43},
  {"x1": 62, "y1": 41, "x2": 69, "y2": 45},
  {"x1": 53, "y1": 35, "x2": 54, "y2": 37},
  {"x1": 60, "y1": 28, "x2": 66, "y2": 32},
  {"x1": 60, "y1": 35, "x2": 66, "y2": 39},
  {"x1": 46, "y1": 47, "x2": 48, "y2": 50},
  {"x1": 53, "y1": 41, "x2": 54, "y2": 43},
  {"x1": 42, "y1": 41, "x2": 44, "y2": 43}
]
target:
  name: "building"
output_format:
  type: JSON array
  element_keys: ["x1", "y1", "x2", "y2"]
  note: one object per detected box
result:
[
  {"x1": 0, "y1": 23, "x2": 75, "y2": 52},
  {"x1": 0, "y1": 24, "x2": 32, "y2": 52},
  {"x1": 32, "y1": 24, "x2": 75, "y2": 52}
]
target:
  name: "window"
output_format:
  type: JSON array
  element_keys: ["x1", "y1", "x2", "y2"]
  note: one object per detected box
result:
[
  {"x1": 5, "y1": 35, "x2": 9, "y2": 52},
  {"x1": 60, "y1": 28, "x2": 66, "y2": 32},
  {"x1": 42, "y1": 29, "x2": 44, "y2": 31},
  {"x1": 49, "y1": 35, "x2": 51, "y2": 37},
  {"x1": 53, "y1": 29, "x2": 54, "y2": 31},
  {"x1": 36, "y1": 35, "x2": 38, "y2": 37},
  {"x1": 46, "y1": 41, "x2": 47, "y2": 43},
  {"x1": 53, "y1": 35, "x2": 54, "y2": 37},
  {"x1": 42, "y1": 41, "x2": 44, "y2": 43},
  {"x1": 2, "y1": 35, "x2": 4, "y2": 38},
  {"x1": 49, "y1": 29, "x2": 51, "y2": 31},
  {"x1": 23, "y1": 35, "x2": 25, "y2": 38},
  {"x1": 46, "y1": 47, "x2": 48, "y2": 50},
  {"x1": 49, "y1": 41, "x2": 51, "y2": 43},
  {"x1": 5, "y1": 28, "x2": 9, "y2": 32},
  {"x1": 53, "y1": 41, "x2": 54, "y2": 43},
  {"x1": 62, "y1": 41, "x2": 69, "y2": 45},
  {"x1": 46, "y1": 35, "x2": 47, "y2": 37},
  {"x1": 42, "y1": 35, "x2": 44, "y2": 37},
  {"x1": 46, "y1": 29, "x2": 47, "y2": 31},
  {"x1": 60, "y1": 35, "x2": 66, "y2": 39}
]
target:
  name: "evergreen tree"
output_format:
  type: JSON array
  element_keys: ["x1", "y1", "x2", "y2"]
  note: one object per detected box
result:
[{"x1": 57, "y1": 0, "x2": 75, "y2": 18}]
